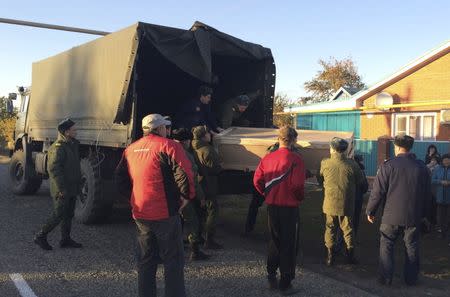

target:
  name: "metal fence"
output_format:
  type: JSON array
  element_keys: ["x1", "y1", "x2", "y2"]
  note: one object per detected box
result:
[{"x1": 355, "y1": 140, "x2": 450, "y2": 177}]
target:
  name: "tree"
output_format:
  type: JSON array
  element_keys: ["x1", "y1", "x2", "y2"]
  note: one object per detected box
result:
[
  {"x1": 273, "y1": 93, "x2": 295, "y2": 128},
  {"x1": 0, "y1": 96, "x2": 17, "y2": 151},
  {"x1": 304, "y1": 57, "x2": 365, "y2": 102}
]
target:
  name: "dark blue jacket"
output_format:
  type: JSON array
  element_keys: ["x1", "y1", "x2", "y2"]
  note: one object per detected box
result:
[
  {"x1": 432, "y1": 165, "x2": 450, "y2": 204},
  {"x1": 174, "y1": 99, "x2": 218, "y2": 132},
  {"x1": 366, "y1": 153, "x2": 431, "y2": 227}
]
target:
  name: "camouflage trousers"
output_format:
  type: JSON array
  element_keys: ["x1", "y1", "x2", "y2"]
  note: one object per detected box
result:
[
  {"x1": 183, "y1": 200, "x2": 201, "y2": 245},
  {"x1": 39, "y1": 195, "x2": 76, "y2": 240},
  {"x1": 205, "y1": 197, "x2": 219, "y2": 237},
  {"x1": 324, "y1": 214, "x2": 354, "y2": 250}
]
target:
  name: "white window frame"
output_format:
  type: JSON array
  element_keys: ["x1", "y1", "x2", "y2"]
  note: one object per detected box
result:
[{"x1": 391, "y1": 112, "x2": 437, "y2": 141}]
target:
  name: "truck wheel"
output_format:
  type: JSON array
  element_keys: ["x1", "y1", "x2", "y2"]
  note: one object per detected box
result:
[
  {"x1": 75, "y1": 157, "x2": 113, "y2": 224},
  {"x1": 9, "y1": 150, "x2": 42, "y2": 195}
]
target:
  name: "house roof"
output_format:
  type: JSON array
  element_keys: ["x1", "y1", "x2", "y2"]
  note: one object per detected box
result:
[
  {"x1": 328, "y1": 86, "x2": 363, "y2": 101},
  {"x1": 285, "y1": 40, "x2": 450, "y2": 113},
  {"x1": 353, "y1": 40, "x2": 450, "y2": 106}
]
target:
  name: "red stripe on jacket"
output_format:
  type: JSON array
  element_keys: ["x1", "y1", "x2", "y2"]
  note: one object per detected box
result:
[{"x1": 253, "y1": 147, "x2": 306, "y2": 207}]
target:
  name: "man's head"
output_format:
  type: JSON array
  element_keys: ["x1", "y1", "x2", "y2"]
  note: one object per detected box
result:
[
  {"x1": 192, "y1": 125, "x2": 211, "y2": 143},
  {"x1": 278, "y1": 126, "x2": 298, "y2": 147},
  {"x1": 198, "y1": 85, "x2": 213, "y2": 105},
  {"x1": 393, "y1": 134, "x2": 414, "y2": 156},
  {"x1": 236, "y1": 95, "x2": 250, "y2": 113},
  {"x1": 442, "y1": 154, "x2": 450, "y2": 167},
  {"x1": 172, "y1": 128, "x2": 193, "y2": 149},
  {"x1": 58, "y1": 118, "x2": 77, "y2": 139},
  {"x1": 141, "y1": 114, "x2": 171, "y2": 138},
  {"x1": 330, "y1": 137, "x2": 349, "y2": 154}
]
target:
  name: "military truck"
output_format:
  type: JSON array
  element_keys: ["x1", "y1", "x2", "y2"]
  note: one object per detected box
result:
[{"x1": 8, "y1": 21, "x2": 276, "y2": 223}]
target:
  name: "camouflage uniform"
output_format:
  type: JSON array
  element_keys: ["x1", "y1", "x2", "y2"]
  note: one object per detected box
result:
[{"x1": 38, "y1": 132, "x2": 81, "y2": 241}]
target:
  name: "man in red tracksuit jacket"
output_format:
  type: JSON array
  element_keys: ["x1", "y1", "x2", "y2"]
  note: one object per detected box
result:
[
  {"x1": 253, "y1": 126, "x2": 306, "y2": 295},
  {"x1": 115, "y1": 114, "x2": 195, "y2": 297}
]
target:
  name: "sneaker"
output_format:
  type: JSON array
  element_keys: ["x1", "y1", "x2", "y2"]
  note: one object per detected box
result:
[
  {"x1": 34, "y1": 236, "x2": 52, "y2": 251},
  {"x1": 59, "y1": 238, "x2": 83, "y2": 248}
]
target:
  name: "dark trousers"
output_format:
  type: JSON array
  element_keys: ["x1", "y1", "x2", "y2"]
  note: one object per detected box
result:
[
  {"x1": 354, "y1": 197, "x2": 363, "y2": 236},
  {"x1": 40, "y1": 195, "x2": 76, "y2": 240},
  {"x1": 267, "y1": 205, "x2": 299, "y2": 289},
  {"x1": 245, "y1": 191, "x2": 264, "y2": 233},
  {"x1": 437, "y1": 204, "x2": 450, "y2": 240},
  {"x1": 135, "y1": 216, "x2": 186, "y2": 297},
  {"x1": 379, "y1": 224, "x2": 420, "y2": 285}
]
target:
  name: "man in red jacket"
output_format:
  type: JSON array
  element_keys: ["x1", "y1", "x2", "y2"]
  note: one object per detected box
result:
[
  {"x1": 115, "y1": 114, "x2": 195, "y2": 297},
  {"x1": 253, "y1": 126, "x2": 306, "y2": 295}
]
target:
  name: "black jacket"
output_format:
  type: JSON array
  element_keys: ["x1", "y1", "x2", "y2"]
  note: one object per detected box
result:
[
  {"x1": 174, "y1": 98, "x2": 218, "y2": 132},
  {"x1": 366, "y1": 153, "x2": 431, "y2": 227}
]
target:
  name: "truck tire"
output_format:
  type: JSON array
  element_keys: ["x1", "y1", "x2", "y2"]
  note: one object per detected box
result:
[
  {"x1": 9, "y1": 150, "x2": 43, "y2": 195},
  {"x1": 75, "y1": 157, "x2": 113, "y2": 224}
]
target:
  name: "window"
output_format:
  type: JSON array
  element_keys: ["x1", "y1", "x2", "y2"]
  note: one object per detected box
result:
[{"x1": 393, "y1": 113, "x2": 436, "y2": 140}]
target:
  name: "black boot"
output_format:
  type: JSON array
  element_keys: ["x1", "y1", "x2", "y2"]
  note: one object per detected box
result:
[
  {"x1": 204, "y1": 234, "x2": 223, "y2": 250},
  {"x1": 189, "y1": 243, "x2": 210, "y2": 261},
  {"x1": 326, "y1": 248, "x2": 334, "y2": 266},
  {"x1": 60, "y1": 238, "x2": 83, "y2": 248},
  {"x1": 345, "y1": 248, "x2": 358, "y2": 264},
  {"x1": 34, "y1": 234, "x2": 52, "y2": 251}
]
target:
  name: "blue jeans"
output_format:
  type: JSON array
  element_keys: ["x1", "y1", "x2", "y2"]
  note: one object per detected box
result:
[
  {"x1": 379, "y1": 224, "x2": 420, "y2": 285},
  {"x1": 135, "y1": 215, "x2": 186, "y2": 297}
]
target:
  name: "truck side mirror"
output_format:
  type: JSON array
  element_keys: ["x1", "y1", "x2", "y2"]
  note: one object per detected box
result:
[{"x1": 8, "y1": 93, "x2": 17, "y2": 100}]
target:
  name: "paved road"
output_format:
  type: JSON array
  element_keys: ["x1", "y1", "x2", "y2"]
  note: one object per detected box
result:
[{"x1": 0, "y1": 157, "x2": 378, "y2": 297}]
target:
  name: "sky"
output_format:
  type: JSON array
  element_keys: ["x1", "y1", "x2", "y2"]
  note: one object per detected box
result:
[{"x1": 0, "y1": 0, "x2": 449, "y2": 100}]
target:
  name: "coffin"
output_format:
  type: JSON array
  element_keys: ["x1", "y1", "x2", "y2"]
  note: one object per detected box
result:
[{"x1": 213, "y1": 127, "x2": 354, "y2": 172}]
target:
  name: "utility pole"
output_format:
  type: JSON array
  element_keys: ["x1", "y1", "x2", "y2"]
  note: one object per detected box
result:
[{"x1": 0, "y1": 17, "x2": 110, "y2": 36}]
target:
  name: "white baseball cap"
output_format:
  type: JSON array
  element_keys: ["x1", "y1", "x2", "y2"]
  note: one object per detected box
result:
[{"x1": 142, "y1": 114, "x2": 171, "y2": 130}]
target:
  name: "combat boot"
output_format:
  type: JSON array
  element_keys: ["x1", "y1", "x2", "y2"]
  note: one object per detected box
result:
[
  {"x1": 60, "y1": 238, "x2": 83, "y2": 248},
  {"x1": 34, "y1": 234, "x2": 52, "y2": 251},
  {"x1": 189, "y1": 243, "x2": 211, "y2": 261},
  {"x1": 326, "y1": 248, "x2": 334, "y2": 266},
  {"x1": 204, "y1": 234, "x2": 223, "y2": 250},
  {"x1": 345, "y1": 248, "x2": 358, "y2": 265}
]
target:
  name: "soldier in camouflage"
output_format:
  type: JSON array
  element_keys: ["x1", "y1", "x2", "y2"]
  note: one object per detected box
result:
[{"x1": 34, "y1": 118, "x2": 83, "y2": 250}]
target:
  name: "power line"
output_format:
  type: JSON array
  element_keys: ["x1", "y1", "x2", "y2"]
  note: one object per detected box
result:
[{"x1": 0, "y1": 17, "x2": 110, "y2": 36}]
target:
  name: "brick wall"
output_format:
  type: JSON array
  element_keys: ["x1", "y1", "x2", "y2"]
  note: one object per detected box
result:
[{"x1": 360, "y1": 52, "x2": 450, "y2": 140}]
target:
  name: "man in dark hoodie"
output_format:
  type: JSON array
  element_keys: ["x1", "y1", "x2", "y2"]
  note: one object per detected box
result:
[{"x1": 34, "y1": 118, "x2": 83, "y2": 250}]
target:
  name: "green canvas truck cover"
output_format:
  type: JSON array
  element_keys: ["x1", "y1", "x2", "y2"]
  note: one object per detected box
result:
[{"x1": 27, "y1": 21, "x2": 274, "y2": 147}]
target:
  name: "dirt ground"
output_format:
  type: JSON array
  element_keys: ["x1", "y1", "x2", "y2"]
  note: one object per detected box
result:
[{"x1": 219, "y1": 185, "x2": 450, "y2": 297}]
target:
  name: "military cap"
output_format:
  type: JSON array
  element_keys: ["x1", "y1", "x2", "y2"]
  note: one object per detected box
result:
[
  {"x1": 236, "y1": 95, "x2": 250, "y2": 106},
  {"x1": 192, "y1": 126, "x2": 209, "y2": 140},
  {"x1": 393, "y1": 134, "x2": 414, "y2": 151},
  {"x1": 330, "y1": 137, "x2": 349, "y2": 153},
  {"x1": 58, "y1": 118, "x2": 75, "y2": 134},
  {"x1": 172, "y1": 128, "x2": 193, "y2": 142}
]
